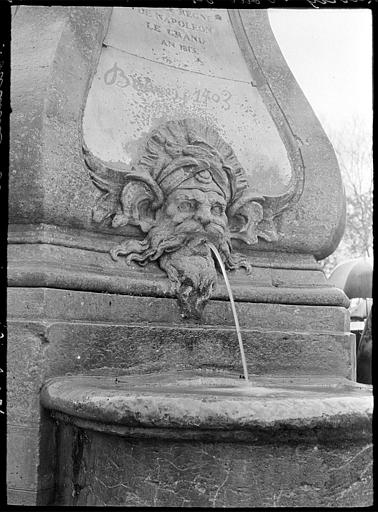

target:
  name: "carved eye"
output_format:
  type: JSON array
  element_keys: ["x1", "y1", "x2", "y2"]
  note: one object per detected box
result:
[
  {"x1": 211, "y1": 204, "x2": 224, "y2": 216},
  {"x1": 178, "y1": 200, "x2": 195, "y2": 213}
]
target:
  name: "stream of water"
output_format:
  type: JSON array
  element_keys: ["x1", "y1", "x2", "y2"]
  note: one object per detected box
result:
[{"x1": 208, "y1": 243, "x2": 250, "y2": 383}]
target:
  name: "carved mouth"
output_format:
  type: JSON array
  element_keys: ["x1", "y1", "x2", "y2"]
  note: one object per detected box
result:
[
  {"x1": 185, "y1": 238, "x2": 211, "y2": 256},
  {"x1": 185, "y1": 233, "x2": 222, "y2": 252}
]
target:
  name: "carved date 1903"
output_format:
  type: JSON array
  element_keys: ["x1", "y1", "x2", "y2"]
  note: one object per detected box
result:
[{"x1": 104, "y1": 63, "x2": 232, "y2": 111}]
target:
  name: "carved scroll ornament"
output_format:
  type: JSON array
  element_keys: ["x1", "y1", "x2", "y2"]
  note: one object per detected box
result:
[{"x1": 84, "y1": 118, "x2": 303, "y2": 318}]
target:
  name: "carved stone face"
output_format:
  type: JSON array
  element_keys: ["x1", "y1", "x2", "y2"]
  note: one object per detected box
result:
[
  {"x1": 147, "y1": 179, "x2": 230, "y2": 319},
  {"x1": 86, "y1": 118, "x2": 303, "y2": 319},
  {"x1": 163, "y1": 185, "x2": 228, "y2": 248}
]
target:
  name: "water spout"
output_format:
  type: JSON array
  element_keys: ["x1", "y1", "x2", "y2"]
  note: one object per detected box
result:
[{"x1": 208, "y1": 243, "x2": 249, "y2": 383}]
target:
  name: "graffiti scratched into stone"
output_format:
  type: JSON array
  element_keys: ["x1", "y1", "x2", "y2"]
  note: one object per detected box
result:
[{"x1": 104, "y1": 63, "x2": 233, "y2": 111}]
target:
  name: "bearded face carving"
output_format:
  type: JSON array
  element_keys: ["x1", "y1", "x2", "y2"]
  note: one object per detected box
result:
[{"x1": 84, "y1": 119, "x2": 303, "y2": 318}]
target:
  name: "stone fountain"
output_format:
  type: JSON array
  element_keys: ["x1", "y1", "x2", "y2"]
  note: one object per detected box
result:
[{"x1": 8, "y1": 6, "x2": 372, "y2": 506}]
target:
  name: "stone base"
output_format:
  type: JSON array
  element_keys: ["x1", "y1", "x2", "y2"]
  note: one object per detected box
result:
[
  {"x1": 7, "y1": 237, "x2": 354, "y2": 504},
  {"x1": 7, "y1": 281, "x2": 354, "y2": 504},
  {"x1": 8, "y1": 287, "x2": 354, "y2": 379},
  {"x1": 42, "y1": 372, "x2": 373, "y2": 507}
]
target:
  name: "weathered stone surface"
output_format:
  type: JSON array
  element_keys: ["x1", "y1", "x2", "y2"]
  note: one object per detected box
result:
[
  {"x1": 6, "y1": 283, "x2": 353, "y2": 505},
  {"x1": 104, "y1": 8, "x2": 251, "y2": 81},
  {"x1": 6, "y1": 322, "x2": 45, "y2": 504},
  {"x1": 7, "y1": 425, "x2": 40, "y2": 491},
  {"x1": 10, "y1": 6, "x2": 112, "y2": 227},
  {"x1": 8, "y1": 321, "x2": 354, "y2": 380},
  {"x1": 7, "y1": 323, "x2": 48, "y2": 425},
  {"x1": 10, "y1": 7, "x2": 345, "y2": 261},
  {"x1": 84, "y1": 9, "x2": 294, "y2": 196},
  {"x1": 7, "y1": 239, "x2": 350, "y2": 307},
  {"x1": 9, "y1": 6, "x2": 352, "y2": 507},
  {"x1": 7, "y1": 418, "x2": 56, "y2": 495},
  {"x1": 7, "y1": 417, "x2": 57, "y2": 505},
  {"x1": 43, "y1": 372, "x2": 373, "y2": 507},
  {"x1": 54, "y1": 428, "x2": 373, "y2": 507},
  {"x1": 6, "y1": 321, "x2": 57, "y2": 505},
  {"x1": 7, "y1": 488, "x2": 55, "y2": 507},
  {"x1": 8, "y1": 287, "x2": 349, "y2": 332},
  {"x1": 41, "y1": 372, "x2": 373, "y2": 432},
  {"x1": 231, "y1": 10, "x2": 346, "y2": 259},
  {"x1": 7, "y1": 286, "x2": 354, "y2": 381},
  {"x1": 47, "y1": 323, "x2": 353, "y2": 377},
  {"x1": 7, "y1": 223, "x2": 327, "y2": 270}
]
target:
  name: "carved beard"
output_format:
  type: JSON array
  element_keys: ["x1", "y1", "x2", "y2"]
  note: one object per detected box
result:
[{"x1": 111, "y1": 218, "x2": 250, "y2": 319}]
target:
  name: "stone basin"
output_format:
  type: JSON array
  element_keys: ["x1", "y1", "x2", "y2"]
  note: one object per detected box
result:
[
  {"x1": 41, "y1": 370, "x2": 372, "y2": 437},
  {"x1": 41, "y1": 371, "x2": 373, "y2": 506}
]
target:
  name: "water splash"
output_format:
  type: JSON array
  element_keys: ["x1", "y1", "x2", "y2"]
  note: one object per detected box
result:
[{"x1": 208, "y1": 243, "x2": 249, "y2": 383}]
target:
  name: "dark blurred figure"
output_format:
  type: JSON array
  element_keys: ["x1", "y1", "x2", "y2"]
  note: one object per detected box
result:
[{"x1": 357, "y1": 306, "x2": 372, "y2": 384}]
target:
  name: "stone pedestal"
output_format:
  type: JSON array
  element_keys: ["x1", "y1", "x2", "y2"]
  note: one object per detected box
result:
[{"x1": 8, "y1": 5, "x2": 371, "y2": 507}]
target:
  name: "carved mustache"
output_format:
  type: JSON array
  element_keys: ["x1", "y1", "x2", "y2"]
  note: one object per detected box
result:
[
  {"x1": 174, "y1": 219, "x2": 224, "y2": 237},
  {"x1": 111, "y1": 215, "x2": 228, "y2": 267},
  {"x1": 151, "y1": 224, "x2": 220, "y2": 261}
]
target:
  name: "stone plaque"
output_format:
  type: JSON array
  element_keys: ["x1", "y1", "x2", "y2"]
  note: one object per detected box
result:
[{"x1": 83, "y1": 8, "x2": 293, "y2": 195}]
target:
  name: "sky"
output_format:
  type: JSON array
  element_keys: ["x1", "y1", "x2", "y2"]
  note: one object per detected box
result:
[
  {"x1": 269, "y1": 9, "x2": 372, "y2": 263},
  {"x1": 268, "y1": 9, "x2": 372, "y2": 141}
]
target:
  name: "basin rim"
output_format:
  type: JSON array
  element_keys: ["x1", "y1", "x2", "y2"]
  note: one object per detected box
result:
[{"x1": 41, "y1": 373, "x2": 372, "y2": 440}]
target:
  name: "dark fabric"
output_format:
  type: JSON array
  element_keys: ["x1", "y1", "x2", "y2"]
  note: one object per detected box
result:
[{"x1": 357, "y1": 307, "x2": 372, "y2": 384}]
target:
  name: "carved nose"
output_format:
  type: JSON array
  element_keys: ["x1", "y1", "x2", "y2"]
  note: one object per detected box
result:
[{"x1": 196, "y1": 208, "x2": 211, "y2": 226}]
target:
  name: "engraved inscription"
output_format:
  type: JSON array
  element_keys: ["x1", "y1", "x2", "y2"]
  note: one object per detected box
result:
[
  {"x1": 103, "y1": 8, "x2": 251, "y2": 81},
  {"x1": 84, "y1": 8, "x2": 295, "y2": 195},
  {"x1": 138, "y1": 7, "x2": 215, "y2": 54}
]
